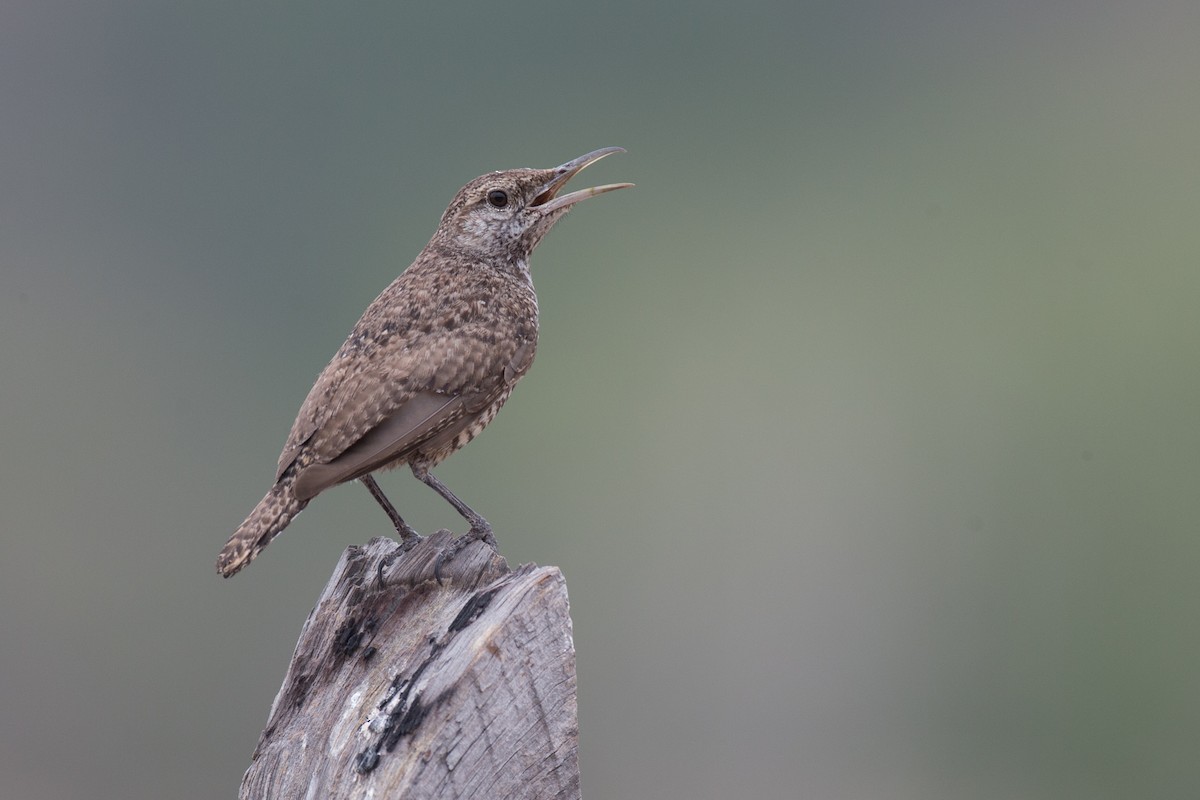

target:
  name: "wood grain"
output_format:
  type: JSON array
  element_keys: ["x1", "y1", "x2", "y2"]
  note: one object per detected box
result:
[{"x1": 239, "y1": 533, "x2": 579, "y2": 799}]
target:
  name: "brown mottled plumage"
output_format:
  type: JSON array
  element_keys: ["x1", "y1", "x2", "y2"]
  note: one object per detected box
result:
[{"x1": 217, "y1": 148, "x2": 631, "y2": 577}]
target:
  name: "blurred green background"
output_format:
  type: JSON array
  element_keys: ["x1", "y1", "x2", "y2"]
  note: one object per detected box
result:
[{"x1": 2, "y1": 2, "x2": 1198, "y2": 798}]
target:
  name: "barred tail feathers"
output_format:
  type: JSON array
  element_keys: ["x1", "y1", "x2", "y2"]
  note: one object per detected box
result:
[{"x1": 217, "y1": 477, "x2": 308, "y2": 578}]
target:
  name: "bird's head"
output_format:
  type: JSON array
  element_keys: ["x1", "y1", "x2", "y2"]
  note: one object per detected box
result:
[{"x1": 433, "y1": 147, "x2": 632, "y2": 262}]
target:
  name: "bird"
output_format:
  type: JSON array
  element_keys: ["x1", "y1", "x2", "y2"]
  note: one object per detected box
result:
[{"x1": 216, "y1": 148, "x2": 631, "y2": 578}]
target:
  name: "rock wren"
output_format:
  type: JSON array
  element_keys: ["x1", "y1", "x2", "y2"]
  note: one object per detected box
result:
[{"x1": 217, "y1": 148, "x2": 631, "y2": 578}]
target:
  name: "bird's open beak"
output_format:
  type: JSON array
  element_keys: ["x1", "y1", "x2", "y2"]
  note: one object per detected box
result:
[{"x1": 530, "y1": 147, "x2": 634, "y2": 213}]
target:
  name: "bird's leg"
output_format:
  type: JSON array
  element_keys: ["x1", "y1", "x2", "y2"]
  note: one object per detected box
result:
[
  {"x1": 411, "y1": 466, "x2": 497, "y2": 547},
  {"x1": 410, "y1": 465, "x2": 498, "y2": 584},
  {"x1": 359, "y1": 475, "x2": 422, "y2": 549}
]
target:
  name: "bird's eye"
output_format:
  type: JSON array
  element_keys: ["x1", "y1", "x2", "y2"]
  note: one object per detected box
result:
[{"x1": 486, "y1": 189, "x2": 509, "y2": 208}]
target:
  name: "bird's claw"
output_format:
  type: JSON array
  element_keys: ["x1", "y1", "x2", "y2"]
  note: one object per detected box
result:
[
  {"x1": 433, "y1": 526, "x2": 497, "y2": 585},
  {"x1": 473, "y1": 526, "x2": 498, "y2": 550}
]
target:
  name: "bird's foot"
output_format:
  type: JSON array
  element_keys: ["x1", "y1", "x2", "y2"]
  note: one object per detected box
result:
[
  {"x1": 469, "y1": 522, "x2": 498, "y2": 550},
  {"x1": 433, "y1": 524, "x2": 498, "y2": 585},
  {"x1": 376, "y1": 529, "x2": 427, "y2": 586},
  {"x1": 396, "y1": 525, "x2": 423, "y2": 551}
]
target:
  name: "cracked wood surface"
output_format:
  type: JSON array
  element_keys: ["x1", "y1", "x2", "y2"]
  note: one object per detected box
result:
[{"x1": 238, "y1": 533, "x2": 579, "y2": 799}]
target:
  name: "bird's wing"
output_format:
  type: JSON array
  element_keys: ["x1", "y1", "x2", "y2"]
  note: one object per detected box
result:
[
  {"x1": 275, "y1": 321, "x2": 531, "y2": 488},
  {"x1": 274, "y1": 351, "x2": 402, "y2": 483},
  {"x1": 291, "y1": 390, "x2": 463, "y2": 501}
]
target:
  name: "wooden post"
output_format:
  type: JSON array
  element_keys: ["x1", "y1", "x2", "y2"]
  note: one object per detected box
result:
[{"x1": 238, "y1": 533, "x2": 580, "y2": 799}]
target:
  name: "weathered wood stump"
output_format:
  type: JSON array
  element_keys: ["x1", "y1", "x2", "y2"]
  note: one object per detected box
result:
[{"x1": 239, "y1": 533, "x2": 579, "y2": 799}]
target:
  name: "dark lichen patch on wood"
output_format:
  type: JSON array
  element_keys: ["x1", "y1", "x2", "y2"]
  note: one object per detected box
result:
[
  {"x1": 382, "y1": 694, "x2": 428, "y2": 752},
  {"x1": 285, "y1": 671, "x2": 314, "y2": 710},
  {"x1": 332, "y1": 617, "x2": 363, "y2": 657},
  {"x1": 331, "y1": 613, "x2": 379, "y2": 659},
  {"x1": 355, "y1": 744, "x2": 381, "y2": 774},
  {"x1": 448, "y1": 586, "x2": 501, "y2": 632}
]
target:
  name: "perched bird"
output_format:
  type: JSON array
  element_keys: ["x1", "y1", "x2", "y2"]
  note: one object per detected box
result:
[{"x1": 217, "y1": 148, "x2": 631, "y2": 578}]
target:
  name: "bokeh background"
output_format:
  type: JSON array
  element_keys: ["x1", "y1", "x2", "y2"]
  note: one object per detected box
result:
[{"x1": 2, "y1": 2, "x2": 1198, "y2": 798}]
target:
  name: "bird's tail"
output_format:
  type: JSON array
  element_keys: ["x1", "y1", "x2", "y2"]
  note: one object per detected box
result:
[{"x1": 216, "y1": 476, "x2": 308, "y2": 578}]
